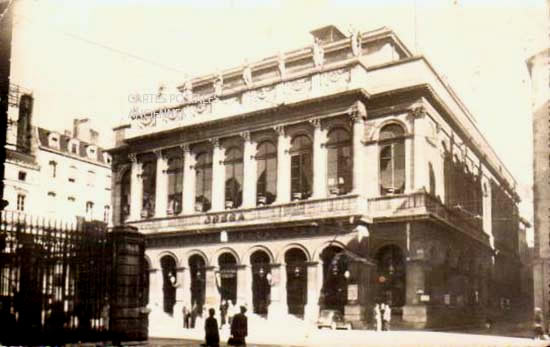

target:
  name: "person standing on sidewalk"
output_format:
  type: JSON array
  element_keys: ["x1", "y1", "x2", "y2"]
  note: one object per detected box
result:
[
  {"x1": 373, "y1": 304, "x2": 381, "y2": 331},
  {"x1": 229, "y1": 305, "x2": 248, "y2": 346},
  {"x1": 204, "y1": 308, "x2": 220, "y2": 347},
  {"x1": 534, "y1": 307, "x2": 545, "y2": 339},
  {"x1": 382, "y1": 303, "x2": 391, "y2": 331}
]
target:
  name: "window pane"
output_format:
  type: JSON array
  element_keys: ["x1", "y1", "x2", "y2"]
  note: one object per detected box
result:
[
  {"x1": 380, "y1": 124, "x2": 405, "y2": 140},
  {"x1": 393, "y1": 141, "x2": 405, "y2": 192},
  {"x1": 380, "y1": 146, "x2": 393, "y2": 191}
]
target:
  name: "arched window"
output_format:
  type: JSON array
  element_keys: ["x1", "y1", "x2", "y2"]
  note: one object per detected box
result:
[
  {"x1": 290, "y1": 135, "x2": 313, "y2": 200},
  {"x1": 120, "y1": 169, "x2": 131, "y2": 222},
  {"x1": 379, "y1": 124, "x2": 405, "y2": 195},
  {"x1": 166, "y1": 156, "x2": 183, "y2": 215},
  {"x1": 141, "y1": 160, "x2": 156, "y2": 218},
  {"x1": 256, "y1": 141, "x2": 277, "y2": 205},
  {"x1": 326, "y1": 128, "x2": 352, "y2": 195},
  {"x1": 224, "y1": 147, "x2": 243, "y2": 209},
  {"x1": 195, "y1": 151, "x2": 212, "y2": 212}
]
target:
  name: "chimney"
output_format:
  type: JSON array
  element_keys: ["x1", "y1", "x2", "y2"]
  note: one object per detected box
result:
[{"x1": 310, "y1": 25, "x2": 346, "y2": 44}]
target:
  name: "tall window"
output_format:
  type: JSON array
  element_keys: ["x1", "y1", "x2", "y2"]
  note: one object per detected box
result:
[
  {"x1": 167, "y1": 156, "x2": 183, "y2": 215},
  {"x1": 141, "y1": 160, "x2": 156, "y2": 218},
  {"x1": 256, "y1": 141, "x2": 277, "y2": 205},
  {"x1": 290, "y1": 135, "x2": 313, "y2": 200},
  {"x1": 49, "y1": 160, "x2": 57, "y2": 178},
  {"x1": 68, "y1": 165, "x2": 77, "y2": 183},
  {"x1": 86, "y1": 201, "x2": 94, "y2": 221},
  {"x1": 16, "y1": 194, "x2": 25, "y2": 211},
  {"x1": 224, "y1": 147, "x2": 243, "y2": 209},
  {"x1": 379, "y1": 124, "x2": 405, "y2": 195},
  {"x1": 103, "y1": 205, "x2": 110, "y2": 223},
  {"x1": 326, "y1": 128, "x2": 352, "y2": 195},
  {"x1": 195, "y1": 151, "x2": 212, "y2": 212},
  {"x1": 120, "y1": 169, "x2": 131, "y2": 222}
]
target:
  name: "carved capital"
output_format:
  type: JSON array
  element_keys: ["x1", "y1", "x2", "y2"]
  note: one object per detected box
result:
[
  {"x1": 180, "y1": 144, "x2": 191, "y2": 154},
  {"x1": 240, "y1": 131, "x2": 251, "y2": 142},
  {"x1": 349, "y1": 102, "x2": 367, "y2": 124},
  {"x1": 213, "y1": 73, "x2": 224, "y2": 96},
  {"x1": 209, "y1": 137, "x2": 220, "y2": 148},
  {"x1": 273, "y1": 125, "x2": 286, "y2": 136},
  {"x1": 153, "y1": 149, "x2": 164, "y2": 159},
  {"x1": 128, "y1": 153, "x2": 137, "y2": 163},
  {"x1": 410, "y1": 105, "x2": 426, "y2": 119},
  {"x1": 309, "y1": 118, "x2": 322, "y2": 129}
]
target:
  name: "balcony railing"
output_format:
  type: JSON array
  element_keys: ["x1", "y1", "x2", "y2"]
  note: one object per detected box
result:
[
  {"x1": 127, "y1": 194, "x2": 367, "y2": 234},
  {"x1": 368, "y1": 191, "x2": 488, "y2": 244}
]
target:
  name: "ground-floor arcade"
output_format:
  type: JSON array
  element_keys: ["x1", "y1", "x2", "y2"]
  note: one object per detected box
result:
[{"x1": 142, "y1": 219, "x2": 495, "y2": 332}]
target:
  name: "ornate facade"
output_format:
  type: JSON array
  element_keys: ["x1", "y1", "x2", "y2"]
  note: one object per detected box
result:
[{"x1": 110, "y1": 25, "x2": 522, "y2": 332}]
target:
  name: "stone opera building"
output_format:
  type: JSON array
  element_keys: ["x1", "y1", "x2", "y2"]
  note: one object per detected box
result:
[{"x1": 108, "y1": 26, "x2": 523, "y2": 332}]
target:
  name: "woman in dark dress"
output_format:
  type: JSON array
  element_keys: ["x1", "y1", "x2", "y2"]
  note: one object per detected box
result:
[{"x1": 204, "y1": 308, "x2": 220, "y2": 347}]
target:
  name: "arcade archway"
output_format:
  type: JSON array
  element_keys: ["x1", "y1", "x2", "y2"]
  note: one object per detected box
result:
[
  {"x1": 189, "y1": 254, "x2": 206, "y2": 310},
  {"x1": 375, "y1": 245, "x2": 405, "y2": 307},
  {"x1": 320, "y1": 246, "x2": 348, "y2": 313},
  {"x1": 218, "y1": 253, "x2": 238, "y2": 305},
  {"x1": 160, "y1": 255, "x2": 177, "y2": 315},
  {"x1": 251, "y1": 250, "x2": 271, "y2": 315},
  {"x1": 285, "y1": 248, "x2": 308, "y2": 316}
]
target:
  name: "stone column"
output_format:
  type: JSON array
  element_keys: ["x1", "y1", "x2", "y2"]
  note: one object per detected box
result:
[
  {"x1": 204, "y1": 266, "x2": 219, "y2": 309},
  {"x1": 275, "y1": 126, "x2": 291, "y2": 204},
  {"x1": 412, "y1": 108, "x2": 428, "y2": 191},
  {"x1": 148, "y1": 268, "x2": 163, "y2": 317},
  {"x1": 350, "y1": 103, "x2": 367, "y2": 195},
  {"x1": 173, "y1": 267, "x2": 185, "y2": 327},
  {"x1": 129, "y1": 154, "x2": 143, "y2": 220},
  {"x1": 241, "y1": 132, "x2": 257, "y2": 208},
  {"x1": 182, "y1": 266, "x2": 192, "y2": 309},
  {"x1": 181, "y1": 145, "x2": 195, "y2": 215},
  {"x1": 236, "y1": 265, "x2": 252, "y2": 307},
  {"x1": 211, "y1": 138, "x2": 226, "y2": 211},
  {"x1": 402, "y1": 258, "x2": 428, "y2": 325},
  {"x1": 304, "y1": 261, "x2": 322, "y2": 325},
  {"x1": 311, "y1": 119, "x2": 328, "y2": 199},
  {"x1": 268, "y1": 264, "x2": 287, "y2": 320},
  {"x1": 154, "y1": 151, "x2": 168, "y2": 218}
]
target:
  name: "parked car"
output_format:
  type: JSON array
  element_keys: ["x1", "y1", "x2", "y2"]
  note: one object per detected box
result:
[{"x1": 317, "y1": 309, "x2": 352, "y2": 330}]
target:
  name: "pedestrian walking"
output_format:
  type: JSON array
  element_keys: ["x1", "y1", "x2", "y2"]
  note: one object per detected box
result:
[
  {"x1": 204, "y1": 308, "x2": 220, "y2": 347},
  {"x1": 534, "y1": 307, "x2": 545, "y2": 339},
  {"x1": 219, "y1": 300, "x2": 228, "y2": 329},
  {"x1": 373, "y1": 304, "x2": 381, "y2": 331},
  {"x1": 183, "y1": 305, "x2": 189, "y2": 329},
  {"x1": 228, "y1": 300, "x2": 237, "y2": 326},
  {"x1": 229, "y1": 305, "x2": 248, "y2": 346},
  {"x1": 382, "y1": 303, "x2": 391, "y2": 331}
]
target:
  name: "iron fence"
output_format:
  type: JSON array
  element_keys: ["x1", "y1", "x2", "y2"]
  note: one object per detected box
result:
[{"x1": 0, "y1": 210, "x2": 111, "y2": 345}]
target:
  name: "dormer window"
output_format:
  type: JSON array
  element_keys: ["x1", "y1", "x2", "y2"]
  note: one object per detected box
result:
[
  {"x1": 48, "y1": 133, "x2": 60, "y2": 149},
  {"x1": 69, "y1": 139, "x2": 79, "y2": 154},
  {"x1": 87, "y1": 145, "x2": 97, "y2": 160}
]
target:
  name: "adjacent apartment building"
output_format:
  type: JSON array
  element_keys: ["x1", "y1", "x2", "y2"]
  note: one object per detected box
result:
[{"x1": 109, "y1": 25, "x2": 524, "y2": 333}]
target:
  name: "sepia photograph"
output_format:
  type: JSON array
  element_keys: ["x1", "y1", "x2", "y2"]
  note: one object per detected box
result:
[{"x1": 0, "y1": 0, "x2": 548, "y2": 346}]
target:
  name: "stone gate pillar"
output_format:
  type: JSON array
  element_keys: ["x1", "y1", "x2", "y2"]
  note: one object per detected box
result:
[
  {"x1": 205, "y1": 266, "x2": 219, "y2": 310},
  {"x1": 109, "y1": 225, "x2": 147, "y2": 342}
]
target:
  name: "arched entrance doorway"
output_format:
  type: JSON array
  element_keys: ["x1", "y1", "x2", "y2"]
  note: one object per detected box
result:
[
  {"x1": 218, "y1": 253, "x2": 237, "y2": 305},
  {"x1": 320, "y1": 246, "x2": 348, "y2": 313},
  {"x1": 285, "y1": 248, "x2": 308, "y2": 317},
  {"x1": 251, "y1": 250, "x2": 271, "y2": 315},
  {"x1": 160, "y1": 255, "x2": 177, "y2": 315},
  {"x1": 375, "y1": 245, "x2": 405, "y2": 307},
  {"x1": 189, "y1": 254, "x2": 206, "y2": 310}
]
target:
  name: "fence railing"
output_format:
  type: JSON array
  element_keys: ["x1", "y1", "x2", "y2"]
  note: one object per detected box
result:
[{"x1": 0, "y1": 210, "x2": 111, "y2": 345}]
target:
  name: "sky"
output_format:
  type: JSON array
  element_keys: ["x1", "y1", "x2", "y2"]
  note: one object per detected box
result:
[{"x1": 7, "y1": 0, "x2": 548, "y2": 242}]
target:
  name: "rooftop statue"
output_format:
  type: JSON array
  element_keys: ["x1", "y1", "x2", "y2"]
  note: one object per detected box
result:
[{"x1": 312, "y1": 37, "x2": 324, "y2": 68}]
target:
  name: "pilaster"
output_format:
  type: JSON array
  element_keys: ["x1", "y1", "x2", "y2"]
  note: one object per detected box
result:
[
  {"x1": 236, "y1": 265, "x2": 252, "y2": 307},
  {"x1": 204, "y1": 266, "x2": 219, "y2": 309},
  {"x1": 182, "y1": 145, "x2": 195, "y2": 215},
  {"x1": 268, "y1": 264, "x2": 287, "y2": 320},
  {"x1": 211, "y1": 139, "x2": 226, "y2": 211},
  {"x1": 311, "y1": 119, "x2": 328, "y2": 199},
  {"x1": 148, "y1": 268, "x2": 163, "y2": 316},
  {"x1": 154, "y1": 150, "x2": 168, "y2": 218},
  {"x1": 304, "y1": 261, "x2": 322, "y2": 325},
  {"x1": 241, "y1": 132, "x2": 257, "y2": 208},
  {"x1": 350, "y1": 102, "x2": 367, "y2": 195},
  {"x1": 129, "y1": 154, "x2": 143, "y2": 220},
  {"x1": 275, "y1": 126, "x2": 291, "y2": 204},
  {"x1": 402, "y1": 258, "x2": 429, "y2": 325}
]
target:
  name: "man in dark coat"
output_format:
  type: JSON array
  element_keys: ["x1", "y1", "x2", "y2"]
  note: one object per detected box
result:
[
  {"x1": 230, "y1": 305, "x2": 248, "y2": 346},
  {"x1": 204, "y1": 308, "x2": 220, "y2": 347}
]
